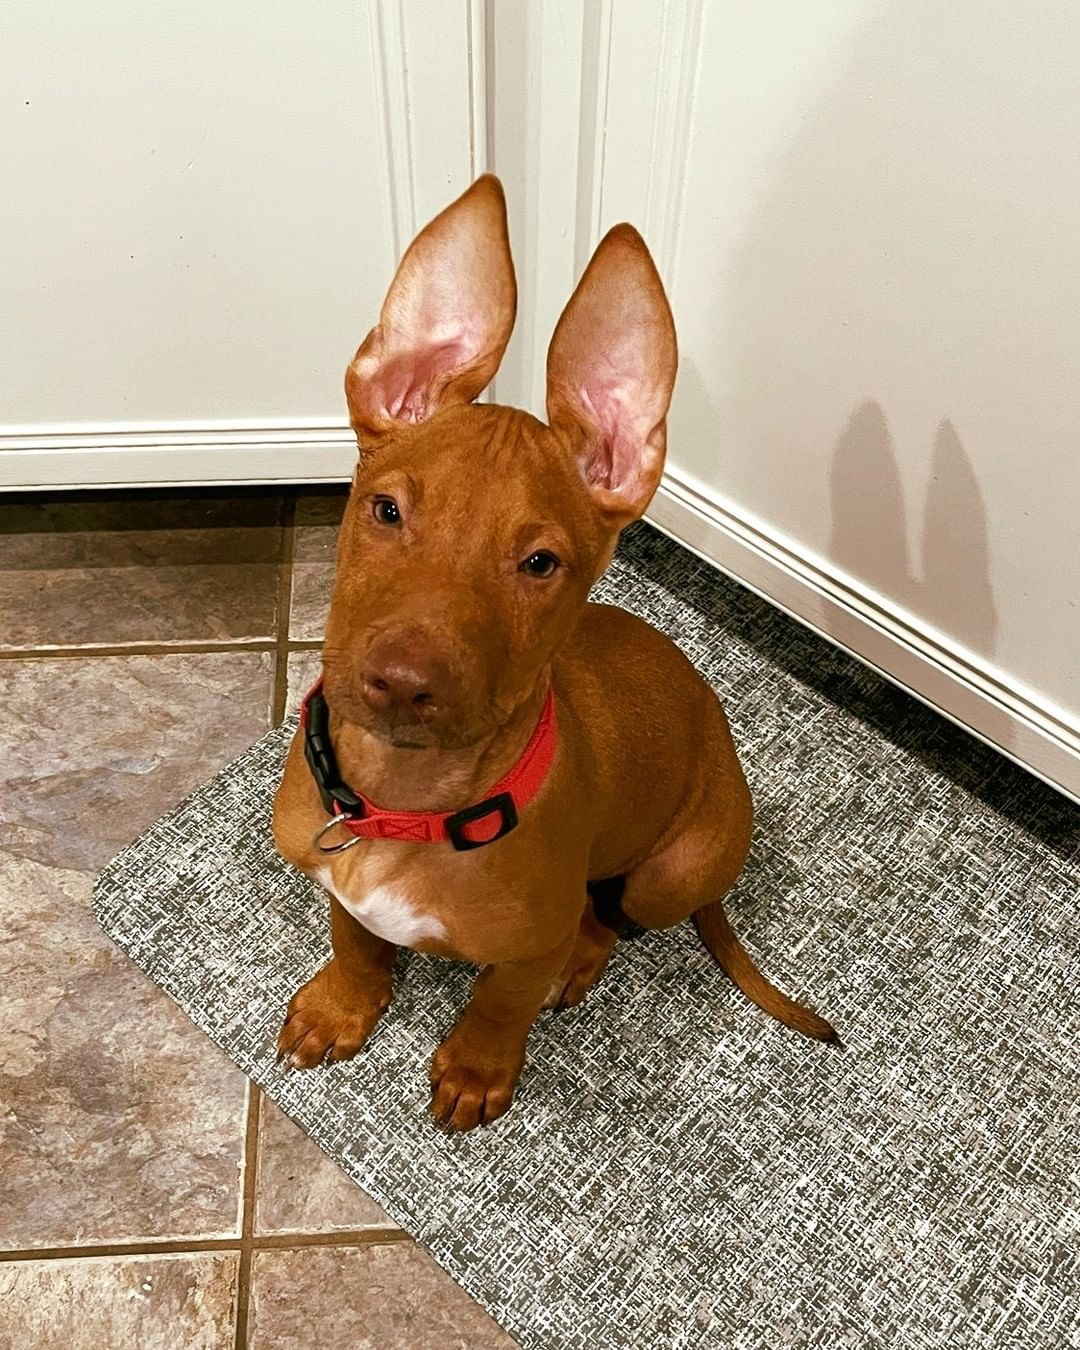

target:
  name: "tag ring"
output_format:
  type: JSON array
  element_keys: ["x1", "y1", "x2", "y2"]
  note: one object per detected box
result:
[{"x1": 314, "y1": 815, "x2": 365, "y2": 854}]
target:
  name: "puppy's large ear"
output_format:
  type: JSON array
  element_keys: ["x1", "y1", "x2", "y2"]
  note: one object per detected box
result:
[
  {"x1": 346, "y1": 175, "x2": 516, "y2": 439},
  {"x1": 546, "y1": 225, "x2": 677, "y2": 525}
]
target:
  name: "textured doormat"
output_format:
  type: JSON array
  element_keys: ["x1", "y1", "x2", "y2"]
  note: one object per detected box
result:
[{"x1": 94, "y1": 523, "x2": 1080, "y2": 1350}]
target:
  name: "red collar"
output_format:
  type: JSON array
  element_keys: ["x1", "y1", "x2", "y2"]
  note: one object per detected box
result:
[{"x1": 300, "y1": 680, "x2": 557, "y2": 852}]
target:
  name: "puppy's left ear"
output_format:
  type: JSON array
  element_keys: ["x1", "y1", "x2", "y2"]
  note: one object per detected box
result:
[{"x1": 546, "y1": 225, "x2": 677, "y2": 525}]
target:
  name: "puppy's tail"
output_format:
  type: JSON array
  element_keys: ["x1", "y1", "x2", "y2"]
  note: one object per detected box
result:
[{"x1": 693, "y1": 900, "x2": 839, "y2": 1044}]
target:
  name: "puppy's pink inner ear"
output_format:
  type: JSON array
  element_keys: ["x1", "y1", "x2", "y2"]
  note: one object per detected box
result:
[
  {"x1": 377, "y1": 336, "x2": 473, "y2": 424},
  {"x1": 575, "y1": 361, "x2": 664, "y2": 497},
  {"x1": 576, "y1": 383, "x2": 623, "y2": 486}
]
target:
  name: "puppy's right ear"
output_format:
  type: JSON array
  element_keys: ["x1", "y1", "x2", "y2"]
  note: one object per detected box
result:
[{"x1": 345, "y1": 175, "x2": 517, "y2": 441}]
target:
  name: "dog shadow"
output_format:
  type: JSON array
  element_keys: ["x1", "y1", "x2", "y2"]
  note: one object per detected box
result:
[{"x1": 828, "y1": 399, "x2": 998, "y2": 677}]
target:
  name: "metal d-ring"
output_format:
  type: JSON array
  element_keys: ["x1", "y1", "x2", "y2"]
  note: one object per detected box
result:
[{"x1": 314, "y1": 814, "x2": 366, "y2": 854}]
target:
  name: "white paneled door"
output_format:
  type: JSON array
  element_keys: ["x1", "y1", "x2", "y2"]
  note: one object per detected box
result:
[
  {"x1": 0, "y1": 0, "x2": 484, "y2": 487},
  {"x1": 4, "y1": 0, "x2": 1078, "y2": 799}
]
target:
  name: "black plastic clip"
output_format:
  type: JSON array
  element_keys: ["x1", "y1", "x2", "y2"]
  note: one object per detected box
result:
[{"x1": 444, "y1": 792, "x2": 519, "y2": 851}]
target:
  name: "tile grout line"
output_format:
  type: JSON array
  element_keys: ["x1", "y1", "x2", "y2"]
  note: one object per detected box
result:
[
  {"x1": 237, "y1": 494, "x2": 288, "y2": 1348},
  {"x1": 232, "y1": 1081, "x2": 263, "y2": 1350},
  {"x1": 235, "y1": 490, "x2": 292, "y2": 1348},
  {"x1": 242, "y1": 497, "x2": 276, "y2": 1345},
  {"x1": 0, "y1": 639, "x2": 276, "y2": 661},
  {"x1": 0, "y1": 639, "x2": 326, "y2": 662},
  {"x1": 271, "y1": 495, "x2": 299, "y2": 726},
  {"x1": 0, "y1": 1229, "x2": 412, "y2": 1264}
]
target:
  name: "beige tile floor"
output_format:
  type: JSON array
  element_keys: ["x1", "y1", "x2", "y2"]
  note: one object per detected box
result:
[{"x1": 0, "y1": 487, "x2": 514, "y2": 1349}]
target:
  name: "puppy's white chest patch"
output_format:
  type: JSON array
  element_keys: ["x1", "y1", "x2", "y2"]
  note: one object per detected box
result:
[{"x1": 313, "y1": 864, "x2": 447, "y2": 948}]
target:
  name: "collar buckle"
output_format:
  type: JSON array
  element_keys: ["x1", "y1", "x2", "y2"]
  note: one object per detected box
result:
[{"x1": 303, "y1": 688, "x2": 363, "y2": 816}]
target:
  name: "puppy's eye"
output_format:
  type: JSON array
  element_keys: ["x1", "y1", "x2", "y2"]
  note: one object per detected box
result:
[
  {"x1": 519, "y1": 550, "x2": 560, "y2": 578},
  {"x1": 372, "y1": 496, "x2": 402, "y2": 526}
]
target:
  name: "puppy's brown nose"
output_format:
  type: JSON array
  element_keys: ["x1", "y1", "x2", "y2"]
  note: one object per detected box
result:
[{"x1": 361, "y1": 639, "x2": 445, "y2": 715}]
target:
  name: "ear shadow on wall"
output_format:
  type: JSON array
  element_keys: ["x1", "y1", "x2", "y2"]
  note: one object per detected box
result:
[
  {"x1": 828, "y1": 401, "x2": 999, "y2": 663},
  {"x1": 827, "y1": 400, "x2": 1005, "y2": 762},
  {"x1": 828, "y1": 401, "x2": 918, "y2": 614},
  {"x1": 920, "y1": 417, "x2": 997, "y2": 656},
  {"x1": 828, "y1": 397, "x2": 999, "y2": 670}
]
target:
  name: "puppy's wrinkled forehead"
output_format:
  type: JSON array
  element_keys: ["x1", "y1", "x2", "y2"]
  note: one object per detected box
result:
[{"x1": 353, "y1": 402, "x2": 605, "y2": 563}]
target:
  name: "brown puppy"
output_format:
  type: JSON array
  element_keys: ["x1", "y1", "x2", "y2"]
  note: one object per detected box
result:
[{"x1": 272, "y1": 175, "x2": 835, "y2": 1131}]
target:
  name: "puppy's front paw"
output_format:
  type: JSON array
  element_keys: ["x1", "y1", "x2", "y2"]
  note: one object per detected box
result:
[
  {"x1": 429, "y1": 1028, "x2": 526, "y2": 1131},
  {"x1": 276, "y1": 960, "x2": 390, "y2": 1070}
]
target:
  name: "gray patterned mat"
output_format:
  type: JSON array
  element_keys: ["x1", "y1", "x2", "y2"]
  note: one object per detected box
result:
[{"x1": 94, "y1": 523, "x2": 1080, "y2": 1350}]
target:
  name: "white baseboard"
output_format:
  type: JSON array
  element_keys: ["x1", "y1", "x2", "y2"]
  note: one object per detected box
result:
[
  {"x1": 649, "y1": 468, "x2": 1080, "y2": 805},
  {"x1": 0, "y1": 422, "x2": 356, "y2": 491}
]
